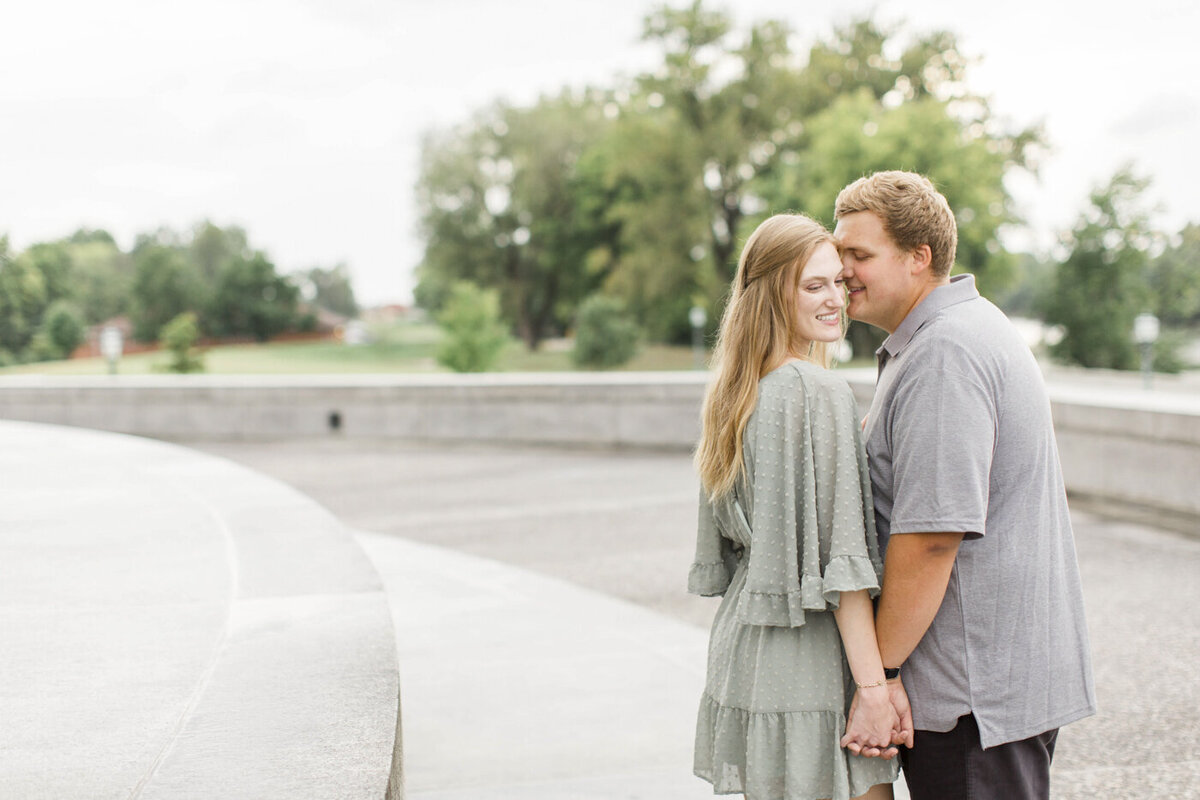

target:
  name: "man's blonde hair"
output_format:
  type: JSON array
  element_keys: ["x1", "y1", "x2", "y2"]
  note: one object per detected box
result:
[{"x1": 834, "y1": 171, "x2": 957, "y2": 277}]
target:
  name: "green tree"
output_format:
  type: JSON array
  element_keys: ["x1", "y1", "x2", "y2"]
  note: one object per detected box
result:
[
  {"x1": 412, "y1": 2, "x2": 1041, "y2": 351},
  {"x1": 435, "y1": 281, "x2": 509, "y2": 372},
  {"x1": 632, "y1": 7, "x2": 1035, "y2": 287},
  {"x1": 633, "y1": 2, "x2": 802, "y2": 284},
  {"x1": 610, "y1": 4, "x2": 1036, "y2": 347},
  {"x1": 300, "y1": 263, "x2": 359, "y2": 317},
  {"x1": 189, "y1": 221, "x2": 250, "y2": 284},
  {"x1": 579, "y1": 110, "x2": 714, "y2": 342},
  {"x1": 130, "y1": 244, "x2": 205, "y2": 341},
  {"x1": 1044, "y1": 168, "x2": 1159, "y2": 369},
  {"x1": 31, "y1": 300, "x2": 86, "y2": 361},
  {"x1": 159, "y1": 311, "x2": 205, "y2": 373},
  {"x1": 1148, "y1": 223, "x2": 1200, "y2": 326},
  {"x1": 206, "y1": 253, "x2": 299, "y2": 341},
  {"x1": 572, "y1": 294, "x2": 640, "y2": 368},
  {"x1": 21, "y1": 242, "x2": 75, "y2": 306},
  {"x1": 23, "y1": 229, "x2": 135, "y2": 326},
  {"x1": 0, "y1": 237, "x2": 48, "y2": 358},
  {"x1": 415, "y1": 92, "x2": 616, "y2": 350},
  {"x1": 63, "y1": 235, "x2": 133, "y2": 324},
  {"x1": 993, "y1": 252, "x2": 1056, "y2": 318}
]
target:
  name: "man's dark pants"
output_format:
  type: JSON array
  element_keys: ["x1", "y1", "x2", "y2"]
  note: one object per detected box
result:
[{"x1": 899, "y1": 714, "x2": 1058, "y2": 800}]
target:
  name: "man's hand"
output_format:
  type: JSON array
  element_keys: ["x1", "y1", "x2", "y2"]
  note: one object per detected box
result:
[
  {"x1": 888, "y1": 678, "x2": 914, "y2": 748},
  {"x1": 840, "y1": 686, "x2": 900, "y2": 759}
]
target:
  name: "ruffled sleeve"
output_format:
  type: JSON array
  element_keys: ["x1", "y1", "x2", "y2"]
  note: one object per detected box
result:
[
  {"x1": 737, "y1": 366, "x2": 883, "y2": 627},
  {"x1": 688, "y1": 488, "x2": 737, "y2": 596},
  {"x1": 807, "y1": 371, "x2": 884, "y2": 606}
]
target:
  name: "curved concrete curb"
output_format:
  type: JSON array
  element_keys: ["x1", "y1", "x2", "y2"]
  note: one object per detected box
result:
[{"x1": 0, "y1": 420, "x2": 401, "y2": 799}]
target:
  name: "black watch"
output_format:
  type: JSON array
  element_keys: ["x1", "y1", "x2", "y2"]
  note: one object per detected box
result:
[{"x1": 884, "y1": 667, "x2": 901, "y2": 680}]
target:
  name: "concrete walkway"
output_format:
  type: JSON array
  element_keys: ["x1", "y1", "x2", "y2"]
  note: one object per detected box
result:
[
  {"x1": 196, "y1": 438, "x2": 1200, "y2": 800},
  {"x1": 358, "y1": 532, "x2": 718, "y2": 799},
  {"x1": 0, "y1": 421, "x2": 399, "y2": 799}
]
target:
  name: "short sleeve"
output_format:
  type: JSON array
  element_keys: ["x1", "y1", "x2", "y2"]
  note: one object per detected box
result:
[
  {"x1": 888, "y1": 365, "x2": 992, "y2": 538},
  {"x1": 737, "y1": 368, "x2": 883, "y2": 627},
  {"x1": 688, "y1": 488, "x2": 736, "y2": 596}
]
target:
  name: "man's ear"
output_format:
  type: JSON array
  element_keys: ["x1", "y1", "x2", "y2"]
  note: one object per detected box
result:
[{"x1": 909, "y1": 244, "x2": 933, "y2": 275}]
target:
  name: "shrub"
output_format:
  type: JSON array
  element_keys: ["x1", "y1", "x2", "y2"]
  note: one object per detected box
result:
[
  {"x1": 1151, "y1": 328, "x2": 1189, "y2": 374},
  {"x1": 435, "y1": 281, "x2": 509, "y2": 372},
  {"x1": 572, "y1": 294, "x2": 640, "y2": 369},
  {"x1": 32, "y1": 300, "x2": 86, "y2": 361},
  {"x1": 160, "y1": 312, "x2": 205, "y2": 373}
]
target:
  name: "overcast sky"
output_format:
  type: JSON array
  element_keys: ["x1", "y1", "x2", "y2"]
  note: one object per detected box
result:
[{"x1": 2, "y1": 0, "x2": 1197, "y2": 306}]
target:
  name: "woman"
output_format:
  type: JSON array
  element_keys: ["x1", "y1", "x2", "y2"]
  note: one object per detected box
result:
[{"x1": 689, "y1": 214, "x2": 907, "y2": 800}]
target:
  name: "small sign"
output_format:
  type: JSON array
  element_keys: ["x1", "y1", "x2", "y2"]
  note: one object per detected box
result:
[
  {"x1": 1133, "y1": 313, "x2": 1159, "y2": 345},
  {"x1": 100, "y1": 325, "x2": 123, "y2": 362}
]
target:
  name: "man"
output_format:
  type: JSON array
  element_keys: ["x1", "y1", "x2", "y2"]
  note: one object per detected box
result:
[{"x1": 833, "y1": 171, "x2": 1096, "y2": 800}]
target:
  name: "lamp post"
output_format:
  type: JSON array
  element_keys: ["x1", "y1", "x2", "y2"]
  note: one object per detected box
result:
[
  {"x1": 1132, "y1": 312, "x2": 1159, "y2": 390},
  {"x1": 100, "y1": 325, "x2": 123, "y2": 375},
  {"x1": 688, "y1": 306, "x2": 707, "y2": 370}
]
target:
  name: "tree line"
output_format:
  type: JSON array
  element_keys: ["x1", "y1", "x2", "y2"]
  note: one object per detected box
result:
[
  {"x1": 415, "y1": 1, "x2": 1198, "y2": 370},
  {"x1": 1036, "y1": 169, "x2": 1200, "y2": 371},
  {"x1": 0, "y1": 222, "x2": 358, "y2": 365},
  {"x1": 415, "y1": 3, "x2": 1039, "y2": 361}
]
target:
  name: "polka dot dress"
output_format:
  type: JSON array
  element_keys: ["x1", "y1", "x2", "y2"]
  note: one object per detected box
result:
[{"x1": 688, "y1": 361, "x2": 898, "y2": 800}]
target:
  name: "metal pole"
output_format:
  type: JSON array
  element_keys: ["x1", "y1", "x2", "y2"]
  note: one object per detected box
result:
[
  {"x1": 1141, "y1": 342, "x2": 1153, "y2": 390},
  {"x1": 1132, "y1": 313, "x2": 1159, "y2": 391},
  {"x1": 688, "y1": 306, "x2": 707, "y2": 371}
]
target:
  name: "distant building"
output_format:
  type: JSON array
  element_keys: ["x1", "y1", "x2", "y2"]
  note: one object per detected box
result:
[{"x1": 361, "y1": 304, "x2": 425, "y2": 325}]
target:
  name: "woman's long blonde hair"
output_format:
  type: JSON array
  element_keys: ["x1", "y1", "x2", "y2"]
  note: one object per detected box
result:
[{"x1": 694, "y1": 214, "x2": 841, "y2": 502}]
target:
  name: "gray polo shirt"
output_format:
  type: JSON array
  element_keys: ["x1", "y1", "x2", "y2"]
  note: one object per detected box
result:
[{"x1": 865, "y1": 274, "x2": 1096, "y2": 748}]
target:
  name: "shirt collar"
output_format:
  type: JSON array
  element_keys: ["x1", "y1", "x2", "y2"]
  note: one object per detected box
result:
[{"x1": 876, "y1": 273, "x2": 980, "y2": 359}]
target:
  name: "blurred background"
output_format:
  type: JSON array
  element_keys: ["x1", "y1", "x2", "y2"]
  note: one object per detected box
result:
[{"x1": 1, "y1": 0, "x2": 1197, "y2": 377}]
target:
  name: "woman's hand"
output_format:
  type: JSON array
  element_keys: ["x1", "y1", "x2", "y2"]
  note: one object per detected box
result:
[{"x1": 840, "y1": 685, "x2": 900, "y2": 759}]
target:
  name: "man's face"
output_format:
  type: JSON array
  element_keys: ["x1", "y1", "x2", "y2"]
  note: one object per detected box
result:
[{"x1": 833, "y1": 211, "x2": 916, "y2": 334}]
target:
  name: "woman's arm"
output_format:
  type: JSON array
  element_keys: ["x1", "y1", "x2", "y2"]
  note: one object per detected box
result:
[{"x1": 833, "y1": 589, "x2": 900, "y2": 757}]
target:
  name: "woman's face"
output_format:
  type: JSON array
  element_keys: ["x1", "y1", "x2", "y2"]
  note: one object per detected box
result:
[{"x1": 792, "y1": 242, "x2": 846, "y2": 345}]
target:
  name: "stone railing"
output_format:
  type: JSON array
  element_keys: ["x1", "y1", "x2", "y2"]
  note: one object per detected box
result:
[{"x1": 1, "y1": 371, "x2": 1196, "y2": 529}]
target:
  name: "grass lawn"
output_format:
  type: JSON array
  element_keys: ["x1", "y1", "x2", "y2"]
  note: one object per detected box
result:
[{"x1": 0, "y1": 323, "x2": 712, "y2": 375}]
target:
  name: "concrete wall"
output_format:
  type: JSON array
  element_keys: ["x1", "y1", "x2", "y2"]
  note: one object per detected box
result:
[
  {"x1": 1, "y1": 371, "x2": 1197, "y2": 527},
  {"x1": 1046, "y1": 388, "x2": 1200, "y2": 526},
  {"x1": 0, "y1": 373, "x2": 707, "y2": 448}
]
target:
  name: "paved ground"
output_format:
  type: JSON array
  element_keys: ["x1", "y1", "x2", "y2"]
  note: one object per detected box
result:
[
  {"x1": 193, "y1": 437, "x2": 1200, "y2": 799},
  {"x1": 0, "y1": 422, "x2": 398, "y2": 800}
]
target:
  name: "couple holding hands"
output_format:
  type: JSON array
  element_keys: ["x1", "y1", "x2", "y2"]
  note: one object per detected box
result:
[{"x1": 689, "y1": 171, "x2": 1096, "y2": 800}]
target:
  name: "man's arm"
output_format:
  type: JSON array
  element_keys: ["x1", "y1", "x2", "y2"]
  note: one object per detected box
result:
[{"x1": 875, "y1": 531, "x2": 964, "y2": 669}]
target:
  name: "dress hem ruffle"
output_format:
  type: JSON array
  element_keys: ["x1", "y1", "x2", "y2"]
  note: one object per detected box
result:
[{"x1": 694, "y1": 692, "x2": 898, "y2": 800}]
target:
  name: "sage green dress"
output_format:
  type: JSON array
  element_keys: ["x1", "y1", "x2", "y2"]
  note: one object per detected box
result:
[{"x1": 689, "y1": 361, "x2": 898, "y2": 800}]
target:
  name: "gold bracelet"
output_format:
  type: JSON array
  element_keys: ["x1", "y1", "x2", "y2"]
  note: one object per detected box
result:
[{"x1": 856, "y1": 678, "x2": 887, "y2": 689}]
